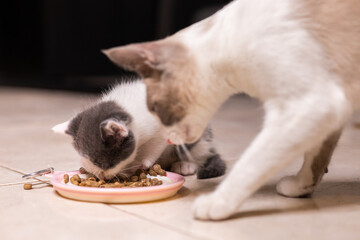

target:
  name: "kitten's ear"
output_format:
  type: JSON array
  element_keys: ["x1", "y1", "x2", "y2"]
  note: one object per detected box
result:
[
  {"x1": 52, "y1": 121, "x2": 70, "y2": 135},
  {"x1": 102, "y1": 40, "x2": 184, "y2": 78},
  {"x1": 100, "y1": 119, "x2": 128, "y2": 146}
]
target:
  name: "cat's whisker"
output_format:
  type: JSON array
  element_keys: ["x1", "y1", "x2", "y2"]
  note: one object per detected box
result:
[
  {"x1": 176, "y1": 135, "x2": 195, "y2": 162},
  {"x1": 175, "y1": 144, "x2": 184, "y2": 161}
]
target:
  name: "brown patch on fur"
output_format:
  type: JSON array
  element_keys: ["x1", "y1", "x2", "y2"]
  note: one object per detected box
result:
[
  {"x1": 300, "y1": 0, "x2": 360, "y2": 106},
  {"x1": 311, "y1": 130, "x2": 342, "y2": 184},
  {"x1": 353, "y1": 122, "x2": 360, "y2": 129},
  {"x1": 103, "y1": 39, "x2": 200, "y2": 126},
  {"x1": 145, "y1": 77, "x2": 188, "y2": 126}
]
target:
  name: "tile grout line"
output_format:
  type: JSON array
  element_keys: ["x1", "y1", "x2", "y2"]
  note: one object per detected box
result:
[{"x1": 106, "y1": 204, "x2": 213, "y2": 240}]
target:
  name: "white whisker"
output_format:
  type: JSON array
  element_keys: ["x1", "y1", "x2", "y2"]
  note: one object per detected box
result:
[
  {"x1": 175, "y1": 144, "x2": 184, "y2": 161},
  {"x1": 177, "y1": 136, "x2": 195, "y2": 162}
]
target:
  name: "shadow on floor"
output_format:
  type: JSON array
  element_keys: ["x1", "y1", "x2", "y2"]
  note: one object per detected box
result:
[{"x1": 225, "y1": 180, "x2": 360, "y2": 221}]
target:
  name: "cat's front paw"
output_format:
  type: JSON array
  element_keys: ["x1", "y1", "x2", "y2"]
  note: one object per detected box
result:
[
  {"x1": 276, "y1": 176, "x2": 315, "y2": 197},
  {"x1": 170, "y1": 161, "x2": 197, "y2": 176},
  {"x1": 192, "y1": 193, "x2": 237, "y2": 220}
]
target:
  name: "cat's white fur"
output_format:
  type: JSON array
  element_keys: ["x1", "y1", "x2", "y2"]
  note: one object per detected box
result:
[
  {"x1": 183, "y1": 0, "x2": 357, "y2": 220},
  {"x1": 103, "y1": 0, "x2": 359, "y2": 220}
]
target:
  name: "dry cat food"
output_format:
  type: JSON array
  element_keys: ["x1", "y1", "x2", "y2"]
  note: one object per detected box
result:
[
  {"x1": 23, "y1": 184, "x2": 32, "y2": 190},
  {"x1": 67, "y1": 164, "x2": 166, "y2": 188}
]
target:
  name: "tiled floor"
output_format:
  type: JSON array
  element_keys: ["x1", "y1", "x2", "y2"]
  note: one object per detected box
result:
[{"x1": 1, "y1": 87, "x2": 360, "y2": 240}]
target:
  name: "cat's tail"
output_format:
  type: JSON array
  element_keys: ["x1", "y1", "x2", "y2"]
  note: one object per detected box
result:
[{"x1": 197, "y1": 153, "x2": 226, "y2": 179}]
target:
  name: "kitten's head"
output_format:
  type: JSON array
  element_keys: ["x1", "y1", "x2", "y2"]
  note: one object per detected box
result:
[
  {"x1": 102, "y1": 39, "x2": 214, "y2": 144},
  {"x1": 53, "y1": 101, "x2": 136, "y2": 179}
]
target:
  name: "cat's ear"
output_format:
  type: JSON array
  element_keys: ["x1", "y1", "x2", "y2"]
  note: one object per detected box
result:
[
  {"x1": 52, "y1": 121, "x2": 71, "y2": 135},
  {"x1": 102, "y1": 43, "x2": 159, "y2": 78},
  {"x1": 102, "y1": 40, "x2": 184, "y2": 78},
  {"x1": 100, "y1": 119, "x2": 128, "y2": 146}
]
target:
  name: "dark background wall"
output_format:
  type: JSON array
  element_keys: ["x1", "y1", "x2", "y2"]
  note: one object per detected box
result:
[{"x1": 0, "y1": 0, "x2": 230, "y2": 92}]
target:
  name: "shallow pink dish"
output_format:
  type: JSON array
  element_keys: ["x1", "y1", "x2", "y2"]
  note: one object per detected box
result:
[{"x1": 50, "y1": 171, "x2": 185, "y2": 203}]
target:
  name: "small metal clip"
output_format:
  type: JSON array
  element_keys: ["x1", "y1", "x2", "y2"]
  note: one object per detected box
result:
[{"x1": 22, "y1": 167, "x2": 54, "y2": 179}]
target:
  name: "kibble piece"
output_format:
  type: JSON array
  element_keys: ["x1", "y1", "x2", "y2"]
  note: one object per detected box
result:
[
  {"x1": 88, "y1": 177, "x2": 96, "y2": 181},
  {"x1": 148, "y1": 169, "x2": 157, "y2": 176},
  {"x1": 89, "y1": 181, "x2": 100, "y2": 187},
  {"x1": 158, "y1": 169, "x2": 166, "y2": 176},
  {"x1": 128, "y1": 182, "x2": 138, "y2": 187},
  {"x1": 23, "y1": 184, "x2": 32, "y2": 190},
  {"x1": 70, "y1": 176, "x2": 80, "y2": 185},
  {"x1": 63, "y1": 174, "x2": 69, "y2": 184},
  {"x1": 152, "y1": 164, "x2": 161, "y2": 173},
  {"x1": 72, "y1": 174, "x2": 81, "y2": 182},
  {"x1": 139, "y1": 172, "x2": 147, "y2": 179},
  {"x1": 151, "y1": 178, "x2": 159, "y2": 186},
  {"x1": 130, "y1": 175, "x2": 139, "y2": 182},
  {"x1": 134, "y1": 182, "x2": 143, "y2": 187}
]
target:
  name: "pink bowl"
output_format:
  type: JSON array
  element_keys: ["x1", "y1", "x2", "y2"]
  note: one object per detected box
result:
[{"x1": 51, "y1": 171, "x2": 185, "y2": 203}]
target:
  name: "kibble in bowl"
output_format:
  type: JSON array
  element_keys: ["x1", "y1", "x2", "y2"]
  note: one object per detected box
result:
[{"x1": 65, "y1": 164, "x2": 167, "y2": 188}]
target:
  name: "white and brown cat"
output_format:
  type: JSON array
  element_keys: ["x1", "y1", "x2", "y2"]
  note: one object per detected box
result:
[{"x1": 103, "y1": 0, "x2": 360, "y2": 220}]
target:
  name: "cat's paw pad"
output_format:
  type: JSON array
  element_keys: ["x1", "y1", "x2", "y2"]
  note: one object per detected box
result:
[
  {"x1": 276, "y1": 176, "x2": 315, "y2": 197},
  {"x1": 192, "y1": 193, "x2": 236, "y2": 220},
  {"x1": 170, "y1": 161, "x2": 197, "y2": 176}
]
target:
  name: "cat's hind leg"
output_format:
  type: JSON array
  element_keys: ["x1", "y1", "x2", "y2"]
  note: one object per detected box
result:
[{"x1": 276, "y1": 129, "x2": 342, "y2": 197}]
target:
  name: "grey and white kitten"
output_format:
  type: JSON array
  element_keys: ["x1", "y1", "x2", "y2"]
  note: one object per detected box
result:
[{"x1": 53, "y1": 79, "x2": 225, "y2": 180}]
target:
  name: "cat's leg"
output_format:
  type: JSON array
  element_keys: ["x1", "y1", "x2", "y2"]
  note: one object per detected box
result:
[
  {"x1": 170, "y1": 144, "x2": 199, "y2": 175},
  {"x1": 170, "y1": 128, "x2": 220, "y2": 176},
  {"x1": 276, "y1": 129, "x2": 342, "y2": 197},
  {"x1": 170, "y1": 161, "x2": 198, "y2": 175},
  {"x1": 193, "y1": 94, "x2": 349, "y2": 220}
]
